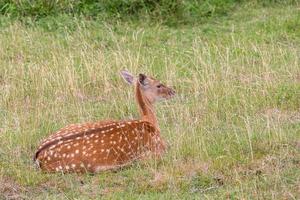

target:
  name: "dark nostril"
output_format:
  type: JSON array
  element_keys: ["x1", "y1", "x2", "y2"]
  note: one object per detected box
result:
[{"x1": 169, "y1": 89, "x2": 176, "y2": 95}]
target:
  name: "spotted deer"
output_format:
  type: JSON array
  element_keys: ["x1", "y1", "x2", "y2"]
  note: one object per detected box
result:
[{"x1": 34, "y1": 70, "x2": 175, "y2": 173}]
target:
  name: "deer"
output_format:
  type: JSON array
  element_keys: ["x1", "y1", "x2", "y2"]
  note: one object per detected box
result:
[{"x1": 34, "y1": 70, "x2": 175, "y2": 173}]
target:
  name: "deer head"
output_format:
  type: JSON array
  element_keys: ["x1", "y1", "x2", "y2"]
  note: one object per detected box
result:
[{"x1": 120, "y1": 70, "x2": 175, "y2": 104}]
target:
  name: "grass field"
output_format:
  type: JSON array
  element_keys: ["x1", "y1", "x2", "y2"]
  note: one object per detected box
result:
[{"x1": 0, "y1": 2, "x2": 299, "y2": 199}]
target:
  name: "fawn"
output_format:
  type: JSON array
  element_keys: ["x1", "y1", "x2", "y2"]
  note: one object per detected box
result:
[{"x1": 34, "y1": 70, "x2": 175, "y2": 173}]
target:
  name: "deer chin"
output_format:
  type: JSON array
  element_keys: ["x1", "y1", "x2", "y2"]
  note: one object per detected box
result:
[
  {"x1": 154, "y1": 96, "x2": 167, "y2": 102},
  {"x1": 157, "y1": 94, "x2": 175, "y2": 101}
]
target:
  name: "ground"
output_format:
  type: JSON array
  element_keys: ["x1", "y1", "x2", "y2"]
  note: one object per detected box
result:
[{"x1": 0, "y1": 2, "x2": 299, "y2": 199}]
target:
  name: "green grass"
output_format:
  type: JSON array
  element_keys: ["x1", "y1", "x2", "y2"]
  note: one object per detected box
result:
[
  {"x1": 0, "y1": 0, "x2": 253, "y2": 24},
  {"x1": 0, "y1": 2, "x2": 300, "y2": 199}
]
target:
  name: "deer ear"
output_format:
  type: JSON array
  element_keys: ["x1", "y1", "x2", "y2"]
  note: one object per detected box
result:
[
  {"x1": 138, "y1": 73, "x2": 149, "y2": 86},
  {"x1": 120, "y1": 70, "x2": 134, "y2": 85}
]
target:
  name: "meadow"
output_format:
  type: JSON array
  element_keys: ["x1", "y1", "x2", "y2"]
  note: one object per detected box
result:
[{"x1": 0, "y1": 1, "x2": 299, "y2": 199}]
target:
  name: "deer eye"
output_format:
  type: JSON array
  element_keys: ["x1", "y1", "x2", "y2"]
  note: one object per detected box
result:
[{"x1": 156, "y1": 84, "x2": 162, "y2": 88}]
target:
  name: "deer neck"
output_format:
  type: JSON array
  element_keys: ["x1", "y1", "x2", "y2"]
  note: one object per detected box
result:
[{"x1": 135, "y1": 83, "x2": 159, "y2": 131}]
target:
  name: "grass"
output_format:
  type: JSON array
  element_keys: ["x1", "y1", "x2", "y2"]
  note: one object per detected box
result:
[
  {"x1": 0, "y1": 0, "x2": 250, "y2": 25},
  {"x1": 0, "y1": 2, "x2": 300, "y2": 199}
]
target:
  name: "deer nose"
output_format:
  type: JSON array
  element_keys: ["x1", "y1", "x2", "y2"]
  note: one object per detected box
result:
[{"x1": 169, "y1": 88, "x2": 176, "y2": 96}]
